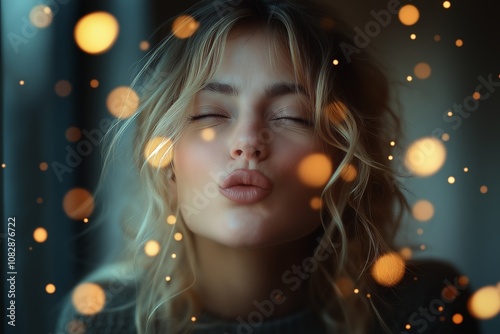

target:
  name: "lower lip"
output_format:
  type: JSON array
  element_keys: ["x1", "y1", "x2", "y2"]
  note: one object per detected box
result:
[{"x1": 220, "y1": 186, "x2": 271, "y2": 204}]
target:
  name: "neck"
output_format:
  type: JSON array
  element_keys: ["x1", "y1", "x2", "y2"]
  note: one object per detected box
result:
[{"x1": 192, "y1": 235, "x2": 316, "y2": 321}]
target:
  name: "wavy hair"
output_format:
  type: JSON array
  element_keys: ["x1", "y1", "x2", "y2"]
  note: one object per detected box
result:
[{"x1": 102, "y1": 0, "x2": 409, "y2": 333}]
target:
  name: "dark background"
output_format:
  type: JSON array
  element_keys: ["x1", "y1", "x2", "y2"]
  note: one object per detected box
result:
[{"x1": 2, "y1": 0, "x2": 500, "y2": 333}]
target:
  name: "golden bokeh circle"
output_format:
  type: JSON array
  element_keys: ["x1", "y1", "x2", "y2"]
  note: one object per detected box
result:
[
  {"x1": 33, "y1": 227, "x2": 48, "y2": 243},
  {"x1": 106, "y1": 86, "x2": 140, "y2": 119},
  {"x1": 404, "y1": 137, "x2": 446, "y2": 177},
  {"x1": 63, "y1": 188, "x2": 95, "y2": 220},
  {"x1": 71, "y1": 282, "x2": 106, "y2": 316},
  {"x1": 398, "y1": 5, "x2": 420, "y2": 26},
  {"x1": 371, "y1": 252, "x2": 406, "y2": 286},
  {"x1": 172, "y1": 15, "x2": 200, "y2": 39},
  {"x1": 144, "y1": 137, "x2": 174, "y2": 168},
  {"x1": 74, "y1": 12, "x2": 119, "y2": 54}
]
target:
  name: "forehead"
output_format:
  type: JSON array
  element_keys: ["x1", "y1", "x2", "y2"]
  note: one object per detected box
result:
[{"x1": 213, "y1": 26, "x2": 296, "y2": 85}]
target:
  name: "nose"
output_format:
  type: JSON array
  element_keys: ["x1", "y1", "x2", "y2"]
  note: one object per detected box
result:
[{"x1": 230, "y1": 121, "x2": 269, "y2": 163}]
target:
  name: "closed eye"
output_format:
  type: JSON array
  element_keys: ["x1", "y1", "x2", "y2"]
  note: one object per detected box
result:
[
  {"x1": 188, "y1": 113, "x2": 229, "y2": 121},
  {"x1": 188, "y1": 105, "x2": 230, "y2": 122},
  {"x1": 276, "y1": 116, "x2": 312, "y2": 126}
]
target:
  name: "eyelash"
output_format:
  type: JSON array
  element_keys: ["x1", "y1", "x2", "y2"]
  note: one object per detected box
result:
[
  {"x1": 274, "y1": 116, "x2": 312, "y2": 126},
  {"x1": 188, "y1": 113, "x2": 228, "y2": 122}
]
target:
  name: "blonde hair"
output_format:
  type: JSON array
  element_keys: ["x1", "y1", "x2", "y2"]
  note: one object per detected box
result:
[{"x1": 101, "y1": 0, "x2": 409, "y2": 333}]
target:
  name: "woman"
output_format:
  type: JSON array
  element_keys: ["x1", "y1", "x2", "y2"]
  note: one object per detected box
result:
[{"x1": 56, "y1": 0, "x2": 479, "y2": 333}]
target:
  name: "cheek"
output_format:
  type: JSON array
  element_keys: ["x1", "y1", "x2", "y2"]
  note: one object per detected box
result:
[{"x1": 173, "y1": 137, "x2": 224, "y2": 199}]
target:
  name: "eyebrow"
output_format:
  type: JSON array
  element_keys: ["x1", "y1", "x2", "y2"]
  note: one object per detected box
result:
[{"x1": 201, "y1": 82, "x2": 307, "y2": 98}]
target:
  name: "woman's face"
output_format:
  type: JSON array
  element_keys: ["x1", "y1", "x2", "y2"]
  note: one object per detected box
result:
[{"x1": 173, "y1": 28, "x2": 333, "y2": 248}]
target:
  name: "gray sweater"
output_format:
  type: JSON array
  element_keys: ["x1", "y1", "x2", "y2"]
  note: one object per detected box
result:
[{"x1": 55, "y1": 260, "x2": 480, "y2": 333}]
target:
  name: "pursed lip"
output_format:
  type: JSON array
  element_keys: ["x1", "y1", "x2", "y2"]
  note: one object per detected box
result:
[{"x1": 219, "y1": 169, "x2": 273, "y2": 204}]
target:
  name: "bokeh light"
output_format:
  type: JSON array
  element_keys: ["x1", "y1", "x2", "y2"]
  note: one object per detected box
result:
[
  {"x1": 39, "y1": 162, "x2": 48, "y2": 171},
  {"x1": 414, "y1": 62, "x2": 432, "y2": 80},
  {"x1": 410, "y1": 33, "x2": 416, "y2": 40},
  {"x1": 66, "y1": 320, "x2": 86, "y2": 334},
  {"x1": 406, "y1": 75, "x2": 413, "y2": 82},
  {"x1": 63, "y1": 188, "x2": 95, "y2": 220},
  {"x1": 106, "y1": 86, "x2": 140, "y2": 119},
  {"x1": 74, "y1": 12, "x2": 119, "y2": 54},
  {"x1": 336, "y1": 276, "x2": 355, "y2": 298},
  {"x1": 139, "y1": 40, "x2": 150, "y2": 51},
  {"x1": 310, "y1": 196, "x2": 323, "y2": 210},
  {"x1": 30, "y1": 5, "x2": 53, "y2": 28},
  {"x1": 480, "y1": 185, "x2": 488, "y2": 194},
  {"x1": 412, "y1": 200, "x2": 435, "y2": 222},
  {"x1": 71, "y1": 282, "x2": 106, "y2": 316},
  {"x1": 167, "y1": 215, "x2": 177, "y2": 225},
  {"x1": 456, "y1": 39, "x2": 464, "y2": 47},
  {"x1": 332, "y1": 59, "x2": 339, "y2": 66},
  {"x1": 144, "y1": 137, "x2": 174, "y2": 168},
  {"x1": 398, "y1": 5, "x2": 420, "y2": 26},
  {"x1": 45, "y1": 283, "x2": 56, "y2": 294},
  {"x1": 33, "y1": 227, "x2": 48, "y2": 243},
  {"x1": 340, "y1": 163, "x2": 358, "y2": 182},
  {"x1": 65, "y1": 127, "x2": 82, "y2": 142},
  {"x1": 297, "y1": 153, "x2": 333, "y2": 187},
  {"x1": 452, "y1": 313, "x2": 463, "y2": 324},
  {"x1": 201, "y1": 128, "x2": 216, "y2": 141},
  {"x1": 174, "y1": 233, "x2": 183, "y2": 241},
  {"x1": 144, "y1": 240, "x2": 161, "y2": 257},
  {"x1": 55, "y1": 80, "x2": 72, "y2": 97},
  {"x1": 468, "y1": 285, "x2": 500, "y2": 319},
  {"x1": 434, "y1": 35, "x2": 441, "y2": 42},
  {"x1": 404, "y1": 137, "x2": 446, "y2": 177},
  {"x1": 325, "y1": 101, "x2": 347, "y2": 124},
  {"x1": 399, "y1": 247, "x2": 413, "y2": 260},
  {"x1": 448, "y1": 176, "x2": 456, "y2": 184},
  {"x1": 443, "y1": 1, "x2": 452, "y2": 9},
  {"x1": 90, "y1": 79, "x2": 99, "y2": 88},
  {"x1": 371, "y1": 252, "x2": 406, "y2": 286},
  {"x1": 172, "y1": 15, "x2": 200, "y2": 39}
]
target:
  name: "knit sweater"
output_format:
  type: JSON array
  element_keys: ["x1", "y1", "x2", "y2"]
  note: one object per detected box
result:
[{"x1": 55, "y1": 260, "x2": 480, "y2": 333}]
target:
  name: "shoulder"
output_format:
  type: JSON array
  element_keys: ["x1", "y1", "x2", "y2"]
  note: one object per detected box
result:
[
  {"x1": 370, "y1": 258, "x2": 481, "y2": 333},
  {"x1": 55, "y1": 266, "x2": 139, "y2": 334}
]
